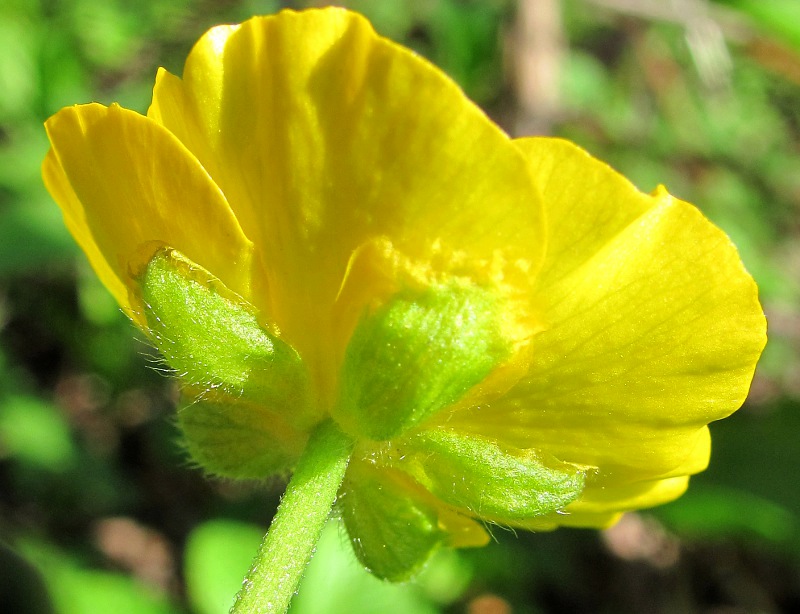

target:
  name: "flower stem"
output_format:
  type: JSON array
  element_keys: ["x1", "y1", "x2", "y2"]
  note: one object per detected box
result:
[{"x1": 230, "y1": 419, "x2": 355, "y2": 614}]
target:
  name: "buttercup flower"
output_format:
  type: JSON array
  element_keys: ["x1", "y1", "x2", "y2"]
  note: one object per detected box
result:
[{"x1": 43, "y1": 6, "x2": 765, "y2": 591}]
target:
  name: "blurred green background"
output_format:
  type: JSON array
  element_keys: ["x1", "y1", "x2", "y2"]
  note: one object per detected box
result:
[{"x1": 1, "y1": 0, "x2": 798, "y2": 612}]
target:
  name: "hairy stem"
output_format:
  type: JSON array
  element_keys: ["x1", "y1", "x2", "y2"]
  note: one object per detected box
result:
[{"x1": 230, "y1": 419, "x2": 354, "y2": 614}]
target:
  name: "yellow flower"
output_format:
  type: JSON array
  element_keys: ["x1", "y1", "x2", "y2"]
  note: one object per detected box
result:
[{"x1": 43, "y1": 8, "x2": 765, "y2": 581}]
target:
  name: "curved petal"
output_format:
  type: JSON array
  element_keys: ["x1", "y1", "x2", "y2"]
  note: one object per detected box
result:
[
  {"x1": 147, "y1": 8, "x2": 544, "y2": 401},
  {"x1": 514, "y1": 510, "x2": 623, "y2": 531},
  {"x1": 43, "y1": 148, "x2": 132, "y2": 317},
  {"x1": 568, "y1": 475, "x2": 690, "y2": 516},
  {"x1": 514, "y1": 475, "x2": 689, "y2": 530},
  {"x1": 514, "y1": 138, "x2": 654, "y2": 291},
  {"x1": 444, "y1": 138, "x2": 766, "y2": 491},
  {"x1": 43, "y1": 103, "x2": 257, "y2": 321}
]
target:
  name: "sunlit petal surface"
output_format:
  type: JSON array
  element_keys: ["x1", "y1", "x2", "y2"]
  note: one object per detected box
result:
[
  {"x1": 43, "y1": 103, "x2": 256, "y2": 322},
  {"x1": 443, "y1": 138, "x2": 766, "y2": 523}
]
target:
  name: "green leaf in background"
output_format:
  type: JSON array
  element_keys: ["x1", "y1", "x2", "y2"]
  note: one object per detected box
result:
[
  {"x1": 656, "y1": 485, "x2": 796, "y2": 545},
  {"x1": 0, "y1": 541, "x2": 55, "y2": 614},
  {"x1": 184, "y1": 520, "x2": 263, "y2": 614},
  {"x1": 17, "y1": 541, "x2": 179, "y2": 614},
  {"x1": 289, "y1": 521, "x2": 466, "y2": 614},
  {"x1": 184, "y1": 519, "x2": 472, "y2": 614},
  {"x1": 656, "y1": 486, "x2": 800, "y2": 543},
  {"x1": 0, "y1": 395, "x2": 76, "y2": 471},
  {"x1": 0, "y1": 197, "x2": 76, "y2": 276},
  {"x1": 0, "y1": 15, "x2": 38, "y2": 119},
  {"x1": 716, "y1": 0, "x2": 800, "y2": 50}
]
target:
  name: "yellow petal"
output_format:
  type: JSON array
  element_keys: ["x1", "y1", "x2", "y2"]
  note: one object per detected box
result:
[
  {"x1": 43, "y1": 148, "x2": 132, "y2": 317},
  {"x1": 43, "y1": 103, "x2": 257, "y2": 321},
  {"x1": 513, "y1": 138, "x2": 654, "y2": 291},
  {"x1": 514, "y1": 510, "x2": 623, "y2": 531},
  {"x1": 147, "y1": 8, "x2": 544, "y2": 402},
  {"x1": 568, "y1": 475, "x2": 690, "y2": 516},
  {"x1": 445, "y1": 138, "x2": 766, "y2": 492},
  {"x1": 515, "y1": 475, "x2": 689, "y2": 530}
]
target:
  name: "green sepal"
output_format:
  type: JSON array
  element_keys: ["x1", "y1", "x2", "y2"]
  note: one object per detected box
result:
[
  {"x1": 340, "y1": 462, "x2": 447, "y2": 582},
  {"x1": 136, "y1": 248, "x2": 312, "y2": 424},
  {"x1": 395, "y1": 429, "x2": 586, "y2": 522},
  {"x1": 334, "y1": 284, "x2": 511, "y2": 440},
  {"x1": 178, "y1": 400, "x2": 306, "y2": 479}
]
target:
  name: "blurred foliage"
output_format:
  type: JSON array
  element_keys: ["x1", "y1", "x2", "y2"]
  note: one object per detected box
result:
[{"x1": 1, "y1": 0, "x2": 798, "y2": 612}]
